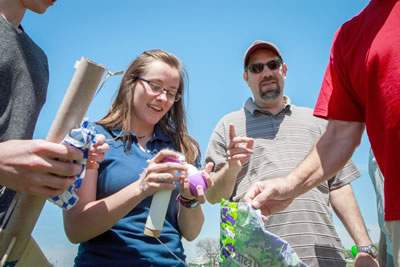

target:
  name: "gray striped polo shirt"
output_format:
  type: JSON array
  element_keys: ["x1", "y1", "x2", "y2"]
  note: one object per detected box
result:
[{"x1": 205, "y1": 97, "x2": 360, "y2": 267}]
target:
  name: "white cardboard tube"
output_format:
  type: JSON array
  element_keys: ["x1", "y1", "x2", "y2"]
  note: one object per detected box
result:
[
  {"x1": 0, "y1": 57, "x2": 105, "y2": 263},
  {"x1": 144, "y1": 190, "x2": 173, "y2": 237},
  {"x1": 144, "y1": 154, "x2": 185, "y2": 238},
  {"x1": 47, "y1": 58, "x2": 106, "y2": 142}
]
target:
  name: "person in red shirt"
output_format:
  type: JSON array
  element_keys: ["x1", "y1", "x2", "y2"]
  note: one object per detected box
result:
[{"x1": 242, "y1": 1, "x2": 400, "y2": 266}]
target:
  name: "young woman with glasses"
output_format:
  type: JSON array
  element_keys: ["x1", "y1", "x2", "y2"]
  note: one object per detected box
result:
[{"x1": 63, "y1": 49, "x2": 213, "y2": 266}]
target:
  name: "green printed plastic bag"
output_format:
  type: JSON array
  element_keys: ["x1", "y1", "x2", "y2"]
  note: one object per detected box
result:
[{"x1": 220, "y1": 199, "x2": 307, "y2": 267}]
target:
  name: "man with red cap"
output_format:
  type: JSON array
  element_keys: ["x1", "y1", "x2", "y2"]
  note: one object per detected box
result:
[{"x1": 205, "y1": 40, "x2": 377, "y2": 266}]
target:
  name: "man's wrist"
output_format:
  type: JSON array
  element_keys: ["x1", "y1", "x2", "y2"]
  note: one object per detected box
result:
[
  {"x1": 226, "y1": 161, "x2": 242, "y2": 178},
  {"x1": 284, "y1": 174, "x2": 302, "y2": 197},
  {"x1": 354, "y1": 244, "x2": 378, "y2": 258}
]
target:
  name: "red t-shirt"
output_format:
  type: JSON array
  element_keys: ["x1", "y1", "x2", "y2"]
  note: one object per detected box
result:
[{"x1": 314, "y1": 0, "x2": 400, "y2": 220}]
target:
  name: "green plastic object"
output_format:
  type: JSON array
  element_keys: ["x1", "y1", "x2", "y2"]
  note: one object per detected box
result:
[
  {"x1": 351, "y1": 245, "x2": 357, "y2": 257},
  {"x1": 220, "y1": 199, "x2": 307, "y2": 266}
]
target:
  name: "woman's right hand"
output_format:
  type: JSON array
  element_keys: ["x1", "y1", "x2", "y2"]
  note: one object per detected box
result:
[{"x1": 137, "y1": 149, "x2": 187, "y2": 198}]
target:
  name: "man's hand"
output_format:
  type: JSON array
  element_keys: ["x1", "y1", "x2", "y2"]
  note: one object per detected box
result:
[
  {"x1": 0, "y1": 139, "x2": 84, "y2": 197},
  {"x1": 354, "y1": 252, "x2": 379, "y2": 267},
  {"x1": 227, "y1": 124, "x2": 253, "y2": 170},
  {"x1": 205, "y1": 124, "x2": 253, "y2": 204},
  {"x1": 242, "y1": 177, "x2": 296, "y2": 217}
]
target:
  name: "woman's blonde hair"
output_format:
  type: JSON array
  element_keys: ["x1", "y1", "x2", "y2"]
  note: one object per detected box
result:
[{"x1": 97, "y1": 49, "x2": 200, "y2": 164}]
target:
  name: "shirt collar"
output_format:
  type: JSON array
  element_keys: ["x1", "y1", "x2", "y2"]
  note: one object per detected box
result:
[
  {"x1": 244, "y1": 96, "x2": 291, "y2": 115},
  {"x1": 153, "y1": 125, "x2": 170, "y2": 142}
]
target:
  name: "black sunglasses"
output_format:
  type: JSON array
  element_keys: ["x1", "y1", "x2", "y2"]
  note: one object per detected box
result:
[{"x1": 245, "y1": 58, "x2": 282, "y2": 73}]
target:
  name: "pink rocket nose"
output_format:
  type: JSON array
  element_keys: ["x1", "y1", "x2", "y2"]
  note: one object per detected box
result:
[
  {"x1": 188, "y1": 172, "x2": 207, "y2": 196},
  {"x1": 161, "y1": 152, "x2": 185, "y2": 164},
  {"x1": 162, "y1": 157, "x2": 182, "y2": 163}
]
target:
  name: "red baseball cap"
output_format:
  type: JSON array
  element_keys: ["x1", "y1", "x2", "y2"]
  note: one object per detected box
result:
[{"x1": 243, "y1": 40, "x2": 283, "y2": 69}]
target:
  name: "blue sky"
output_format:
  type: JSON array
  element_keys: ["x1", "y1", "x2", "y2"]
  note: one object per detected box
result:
[{"x1": 22, "y1": 0, "x2": 377, "y2": 265}]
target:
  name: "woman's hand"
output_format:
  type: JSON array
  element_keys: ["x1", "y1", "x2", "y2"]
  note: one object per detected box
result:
[
  {"x1": 87, "y1": 134, "x2": 109, "y2": 169},
  {"x1": 179, "y1": 161, "x2": 214, "y2": 204},
  {"x1": 138, "y1": 149, "x2": 187, "y2": 198}
]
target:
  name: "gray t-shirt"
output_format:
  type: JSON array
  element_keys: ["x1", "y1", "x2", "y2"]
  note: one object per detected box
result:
[
  {"x1": 205, "y1": 97, "x2": 360, "y2": 267},
  {"x1": 0, "y1": 16, "x2": 49, "y2": 221}
]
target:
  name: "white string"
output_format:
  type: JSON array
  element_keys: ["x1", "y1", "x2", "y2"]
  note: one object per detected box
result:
[
  {"x1": 94, "y1": 69, "x2": 123, "y2": 98},
  {"x1": 104, "y1": 131, "x2": 122, "y2": 143},
  {"x1": 0, "y1": 193, "x2": 19, "y2": 232},
  {"x1": 0, "y1": 236, "x2": 16, "y2": 266},
  {"x1": 155, "y1": 237, "x2": 188, "y2": 266},
  {"x1": 93, "y1": 69, "x2": 124, "y2": 145}
]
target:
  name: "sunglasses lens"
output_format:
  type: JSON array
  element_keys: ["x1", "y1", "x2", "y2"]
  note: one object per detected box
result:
[
  {"x1": 267, "y1": 59, "x2": 281, "y2": 70},
  {"x1": 249, "y1": 63, "x2": 264, "y2": 73},
  {"x1": 248, "y1": 59, "x2": 282, "y2": 73}
]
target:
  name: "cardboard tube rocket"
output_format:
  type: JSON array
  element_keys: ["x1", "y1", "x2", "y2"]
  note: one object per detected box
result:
[
  {"x1": 144, "y1": 156, "x2": 207, "y2": 238},
  {"x1": 0, "y1": 57, "x2": 105, "y2": 265},
  {"x1": 144, "y1": 155, "x2": 185, "y2": 238}
]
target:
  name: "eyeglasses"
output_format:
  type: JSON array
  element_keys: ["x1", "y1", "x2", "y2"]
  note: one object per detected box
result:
[
  {"x1": 245, "y1": 58, "x2": 282, "y2": 73},
  {"x1": 134, "y1": 77, "x2": 181, "y2": 102}
]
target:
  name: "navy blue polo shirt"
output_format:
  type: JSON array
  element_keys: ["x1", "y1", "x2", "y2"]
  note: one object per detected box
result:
[{"x1": 74, "y1": 124, "x2": 186, "y2": 267}]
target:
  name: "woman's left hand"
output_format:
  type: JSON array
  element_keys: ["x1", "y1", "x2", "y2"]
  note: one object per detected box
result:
[
  {"x1": 179, "y1": 162, "x2": 214, "y2": 204},
  {"x1": 87, "y1": 134, "x2": 109, "y2": 169}
]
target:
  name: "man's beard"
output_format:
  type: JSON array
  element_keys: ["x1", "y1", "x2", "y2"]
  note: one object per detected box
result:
[
  {"x1": 260, "y1": 87, "x2": 281, "y2": 101},
  {"x1": 259, "y1": 78, "x2": 281, "y2": 101}
]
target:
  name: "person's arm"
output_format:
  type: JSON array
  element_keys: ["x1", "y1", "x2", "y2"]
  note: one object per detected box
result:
[
  {"x1": 243, "y1": 120, "x2": 365, "y2": 216},
  {"x1": 288, "y1": 120, "x2": 365, "y2": 195},
  {"x1": 177, "y1": 162, "x2": 213, "y2": 241},
  {"x1": 0, "y1": 139, "x2": 84, "y2": 197},
  {"x1": 206, "y1": 124, "x2": 253, "y2": 204},
  {"x1": 330, "y1": 184, "x2": 378, "y2": 266},
  {"x1": 63, "y1": 150, "x2": 187, "y2": 243},
  {"x1": 63, "y1": 168, "x2": 143, "y2": 243},
  {"x1": 206, "y1": 163, "x2": 240, "y2": 204},
  {"x1": 330, "y1": 184, "x2": 371, "y2": 246},
  {"x1": 177, "y1": 202, "x2": 204, "y2": 241}
]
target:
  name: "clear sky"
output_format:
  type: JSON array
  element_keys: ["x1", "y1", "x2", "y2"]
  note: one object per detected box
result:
[{"x1": 22, "y1": 0, "x2": 377, "y2": 266}]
